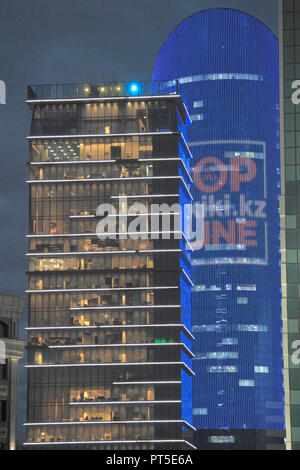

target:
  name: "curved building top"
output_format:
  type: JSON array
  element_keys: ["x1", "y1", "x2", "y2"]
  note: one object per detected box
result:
[{"x1": 153, "y1": 8, "x2": 278, "y2": 85}]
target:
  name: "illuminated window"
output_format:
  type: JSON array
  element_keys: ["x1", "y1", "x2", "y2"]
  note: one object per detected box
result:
[
  {"x1": 196, "y1": 352, "x2": 238, "y2": 360},
  {"x1": 193, "y1": 285, "x2": 221, "y2": 292},
  {"x1": 224, "y1": 151, "x2": 264, "y2": 160},
  {"x1": 221, "y1": 338, "x2": 238, "y2": 345},
  {"x1": 166, "y1": 73, "x2": 263, "y2": 87},
  {"x1": 193, "y1": 325, "x2": 223, "y2": 332},
  {"x1": 34, "y1": 352, "x2": 43, "y2": 365},
  {"x1": 239, "y1": 380, "x2": 255, "y2": 387},
  {"x1": 237, "y1": 285, "x2": 256, "y2": 291},
  {"x1": 237, "y1": 325, "x2": 268, "y2": 332},
  {"x1": 254, "y1": 366, "x2": 269, "y2": 373},
  {"x1": 209, "y1": 436, "x2": 235, "y2": 444},
  {"x1": 193, "y1": 408, "x2": 207, "y2": 415},
  {"x1": 237, "y1": 297, "x2": 248, "y2": 304},
  {"x1": 190, "y1": 114, "x2": 203, "y2": 121},
  {"x1": 208, "y1": 366, "x2": 237, "y2": 373},
  {"x1": 193, "y1": 100, "x2": 203, "y2": 108}
]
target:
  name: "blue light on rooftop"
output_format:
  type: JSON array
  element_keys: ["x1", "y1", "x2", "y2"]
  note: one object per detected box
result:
[{"x1": 128, "y1": 82, "x2": 139, "y2": 95}]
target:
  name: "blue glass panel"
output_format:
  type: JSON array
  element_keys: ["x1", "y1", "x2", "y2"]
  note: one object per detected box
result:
[{"x1": 153, "y1": 8, "x2": 285, "y2": 432}]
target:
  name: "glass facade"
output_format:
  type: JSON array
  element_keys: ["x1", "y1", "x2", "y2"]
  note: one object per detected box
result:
[
  {"x1": 24, "y1": 82, "x2": 195, "y2": 449},
  {"x1": 279, "y1": 0, "x2": 300, "y2": 451},
  {"x1": 153, "y1": 9, "x2": 285, "y2": 449}
]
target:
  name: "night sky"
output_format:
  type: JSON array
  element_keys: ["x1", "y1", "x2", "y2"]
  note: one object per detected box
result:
[{"x1": 0, "y1": 0, "x2": 277, "y2": 444}]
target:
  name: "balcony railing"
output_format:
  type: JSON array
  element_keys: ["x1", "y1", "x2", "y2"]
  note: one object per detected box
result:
[
  {"x1": 27, "y1": 81, "x2": 191, "y2": 125},
  {"x1": 27, "y1": 80, "x2": 183, "y2": 101}
]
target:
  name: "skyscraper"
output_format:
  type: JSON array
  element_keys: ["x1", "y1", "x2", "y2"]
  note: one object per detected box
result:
[
  {"x1": 24, "y1": 81, "x2": 195, "y2": 449},
  {"x1": 279, "y1": 0, "x2": 300, "y2": 451},
  {"x1": 0, "y1": 291, "x2": 26, "y2": 450},
  {"x1": 153, "y1": 8, "x2": 285, "y2": 449}
]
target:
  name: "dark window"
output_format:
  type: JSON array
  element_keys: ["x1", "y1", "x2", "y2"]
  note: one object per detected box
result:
[
  {"x1": 111, "y1": 146, "x2": 121, "y2": 159},
  {"x1": 0, "y1": 401, "x2": 7, "y2": 422},
  {"x1": 0, "y1": 361, "x2": 8, "y2": 380},
  {"x1": 0, "y1": 321, "x2": 8, "y2": 338}
]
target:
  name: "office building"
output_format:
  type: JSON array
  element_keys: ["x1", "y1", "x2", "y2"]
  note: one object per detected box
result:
[
  {"x1": 279, "y1": 0, "x2": 300, "y2": 451},
  {"x1": 24, "y1": 81, "x2": 195, "y2": 449},
  {"x1": 153, "y1": 8, "x2": 285, "y2": 449},
  {"x1": 0, "y1": 291, "x2": 26, "y2": 450}
]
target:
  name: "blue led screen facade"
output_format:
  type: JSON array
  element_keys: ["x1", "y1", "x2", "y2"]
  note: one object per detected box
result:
[{"x1": 152, "y1": 8, "x2": 285, "y2": 433}]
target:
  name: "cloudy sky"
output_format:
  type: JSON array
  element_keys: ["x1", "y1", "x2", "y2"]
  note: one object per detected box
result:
[{"x1": 0, "y1": 0, "x2": 277, "y2": 444}]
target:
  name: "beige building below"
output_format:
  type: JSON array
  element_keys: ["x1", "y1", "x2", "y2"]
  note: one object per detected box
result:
[{"x1": 0, "y1": 291, "x2": 25, "y2": 450}]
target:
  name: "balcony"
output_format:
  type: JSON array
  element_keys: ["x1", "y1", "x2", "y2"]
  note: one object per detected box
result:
[{"x1": 26, "y1": 81, "x2": 191, "y2": 126}]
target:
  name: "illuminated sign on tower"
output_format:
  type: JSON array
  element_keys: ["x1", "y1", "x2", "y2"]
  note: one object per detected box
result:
[{"x1": 153, "y1": 8, "x2": 285, "y2": 449}]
